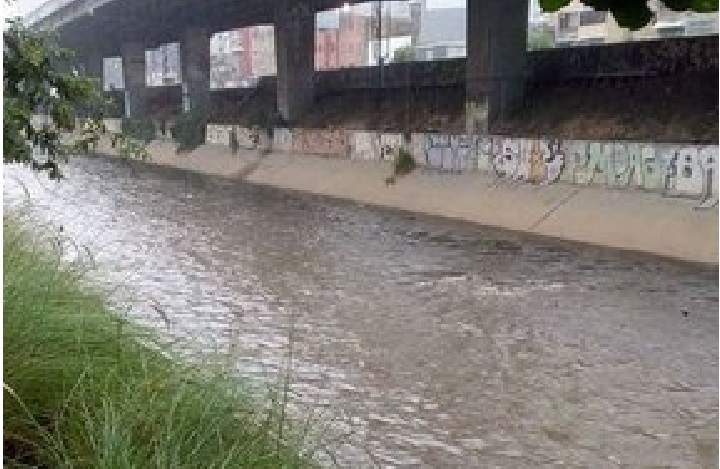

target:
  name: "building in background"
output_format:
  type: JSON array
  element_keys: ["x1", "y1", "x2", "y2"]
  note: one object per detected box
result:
[
  {"x1": 549, "y1": 0, "x2": 718, "y2": 46},
  {"x1": 210, "y1": 30, "x2": 245, "y2": 88},
  {"x1": 551, "y1": 1, "x2": 633, "y2": 46},
  {"x1": 367, "y1": 35, "x2": 413, "y2": 65},
  {"x1": 106, "y1": 0, "x2": 720, "y2": 93},
  {"x1": 528, "y1": 0, "x2": 555, "y2": 50},
  {"x1": 243, "y1": 25, "x2": 276, "y2": 80},
  {"x1": 315, "y1": 9, "x2": 370, "y2": 70},
  {"x1": 210, "y1": 26, "x2": 276, "y2": 88},
  {"x1": 365, "y1": 0, "x2": 418, "y2": 65},
  {"x1": 647, "y1": 1, "x2": 718, "y2": 39},
  {"x1": 413, "y1": 0, "x2": 466, "y2": 61}
]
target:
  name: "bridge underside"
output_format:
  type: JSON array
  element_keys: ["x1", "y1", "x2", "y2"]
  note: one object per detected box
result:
[
  {"x1": 31, "y1": 0, "x2": 528, "y2": 127},
  {"x1": 45, "y1": 0, "x2": 363, "y2": 53}
]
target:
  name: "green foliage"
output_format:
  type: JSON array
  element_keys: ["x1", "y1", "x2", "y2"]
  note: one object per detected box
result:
[
  {"x1": 3, "y1": 20, "x2": 146, "y2": 177},
  {"x1": 171, "y1": 111, "x2": 206, "y2": 153},
  {"x1": 392, "y1": 46, "x2": 415, "y2": 63},
  {"x1": 393, "y1": 147, "x2": 417, "y2": 177},
  {"x1": 121, "y1": 118, "x2": 156, "y2": 143},
  {"x1": 111, "y1": 133, "x2": 150, "y2": 160},
  {"x1": 3, "y1": 218, "x2": 316, "y2": 468},
  {"x1": 539, "y1": 0, "x2": 717, "y2": 29},
  {"x1": 528, "y1": 28, "x2": 555, "y2": 50}
]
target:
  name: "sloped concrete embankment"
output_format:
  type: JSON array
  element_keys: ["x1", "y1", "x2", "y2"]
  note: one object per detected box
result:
[{"x1": 97, "y1": 139, "x2": 718, "y2": 265}]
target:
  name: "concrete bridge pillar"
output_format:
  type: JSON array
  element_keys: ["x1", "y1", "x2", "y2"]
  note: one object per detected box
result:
[
  {"x1": 181, "y1": 28, "x2": 211, "y2": 113},
  {"x1": 274, "y1": 1, "x2": 315, "y2": 124},
  {"x1": 121, "y1": 42, "x2": 147, "y2": 118},
  {"x1": 81, "y1": 52, "x2": 104, "y2": 84},
  {"x1": 466, "y1": 0, "x2": 529, "y2": 134},
  {"x1": 76, "y1": 51, "x2": 105, "y2": 119}
]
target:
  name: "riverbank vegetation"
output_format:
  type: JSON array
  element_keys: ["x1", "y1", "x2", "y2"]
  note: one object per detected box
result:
[
  {"x1": 386, "y1": 147, "x2": 417, "y2": 185},
  {"x1": 3, "y1": 218, "x2": 314, "y2": 468},
  {"x1": 4, "y1": 19, "x2": 147, "y2": 179}
]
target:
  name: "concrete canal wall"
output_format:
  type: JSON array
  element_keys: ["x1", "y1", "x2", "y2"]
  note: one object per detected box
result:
[{"x1": 99, "y1": 121, "x2": 719, "y2": 264}]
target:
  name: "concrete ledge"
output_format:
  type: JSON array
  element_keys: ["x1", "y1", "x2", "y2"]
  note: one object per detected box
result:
[{"x1": 99, "y1": 141, "x2": 718, "y2": 265}]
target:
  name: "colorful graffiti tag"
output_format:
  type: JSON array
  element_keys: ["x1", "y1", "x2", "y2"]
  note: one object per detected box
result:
[
  {"x1": 292, "y1": 129, "x2": 349, "y2": 156},
  {"x1": 206, "y1": 125, "x2": 233, "y2": 146},
  {"x1": 273, "y1": 128, "x2": 293, "y2": 153},
  {"x1": 417, "y1": 134, "x2": 717, "y2": 198},
  {"x1": 203, "y1": 124, "x2": 718, "y2": 202},
  {"x1": 350, "y1": 132, "x2": 404, "y2": 161}
]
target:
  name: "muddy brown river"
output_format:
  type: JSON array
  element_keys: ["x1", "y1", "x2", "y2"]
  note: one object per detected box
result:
[{"x1": 4, "y1": 157, "x2": 718, "y2": 468}]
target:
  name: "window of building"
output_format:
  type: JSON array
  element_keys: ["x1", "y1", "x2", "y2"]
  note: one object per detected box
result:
[
  {"x1": 657, "y1": 26, "x2": 685, "y2": 38},
  {"x1": 559, "y1": 13, "x2": 572, "y2": 30},
  {"x1": 579, "y1": 10, "x2": 606, "y2": 26}
]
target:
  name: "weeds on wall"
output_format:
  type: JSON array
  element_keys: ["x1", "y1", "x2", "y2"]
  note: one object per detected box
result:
[
  {"x1": 394, "y1": 147, "x2": 417, "y2": 176},
  {"x1": 171, "y1": 111, "x2": 207, "y2": 153},
  {"x1": 121, "y1": 118, "x2": 156, "y2": 143},
  {"x1": 386, "y1": 147, "x2": 417, "y2": 185}
]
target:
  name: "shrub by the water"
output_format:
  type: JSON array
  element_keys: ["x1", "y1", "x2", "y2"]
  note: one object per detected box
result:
[
  {"x1": 393, "y1": 147, "x2": 417, "y2": 177},
  {"x1": 171, "y1": 111, "x2": 207, "y2": 153},
  {"x1": 3, "y1": 218, "x2": 315, "y2": 468},
  {"x1": 121, "y1": 118, "x2": 156, "y2": 143}
]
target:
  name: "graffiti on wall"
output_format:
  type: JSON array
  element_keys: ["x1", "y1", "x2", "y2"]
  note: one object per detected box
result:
[
  {"x1": 564, "y1": 141, "x2": 716, "y2": 197},
  {"x1": 206, "y1": 124, "x2": 233, "y2": 146},
  {"x1": 350, "y1": 132, "x2": 377, "y2": 161},
  {"x1": 273, "y1": 128, "x2": 293, "y2": 152},
  {"x1": 573, "y1": 141, "x2": 615, "y2": 185},
  {"x1": 425, "y1": 134, "x2": 469, "y2": 172},
  {"x1": 292, "y1": 129, "x2": 349, "y2": 156},
  {"x1": 491, "y1": 138, "x2": 522, "y2": 179},
  {"x1": 235, "y1": 127, "x2": 262, "y2": 150},
  {"x1": 416, "y1": 132, "x2": 717, "y2": 199},
  {"x1": 202, "y1": 123, "x2": 718, "y2": 202},
  {"x1": 489, "y1": 138, "x2": 565, "y2": 184},
  {"x1": 380, "y1": 134, "x2": 404, "y2": 160},
  {"x1": 609, "y1": 142, "x2": 656, "y2": 188},
  {"x1": 206, "y1": 125, "x2": 268, "y2": 150},
  {"x1": 350, "y1": 132, "x2": 404, "y2": 161}
]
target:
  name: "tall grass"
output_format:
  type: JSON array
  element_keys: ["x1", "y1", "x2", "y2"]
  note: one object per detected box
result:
[{"x1": 3, "y1": 218, "x2": 315, "y2": 468}]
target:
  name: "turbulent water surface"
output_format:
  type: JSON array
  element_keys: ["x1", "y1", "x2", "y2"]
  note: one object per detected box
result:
[{"x1": 5, "y1": 157, "x2": 718, "y2": 468}]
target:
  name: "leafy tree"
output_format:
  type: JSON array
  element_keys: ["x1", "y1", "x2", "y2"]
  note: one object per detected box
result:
[
  {"x1": 392, "y1": 46, "x2": 415, "y2": 63},
  {"x1": 4, "y1": 19, "x2": 146, "y2": 178},
  {"x1": 540, "y1": 0, "x2": 718, "y2": 30}
]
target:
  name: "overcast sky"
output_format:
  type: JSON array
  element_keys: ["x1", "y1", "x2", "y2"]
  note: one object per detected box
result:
[
  {"x1": 7, "y1": 0, "x2": 542, "y2": 23},
  {"x1": 7, "y1": 0, "x2": 48, "y2": 19},
  {"x1": 7, "y1": 0, "x2": 472, "y2": 18}
]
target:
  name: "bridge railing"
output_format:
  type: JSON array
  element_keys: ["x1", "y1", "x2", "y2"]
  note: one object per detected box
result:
[{"x1": 23, "y1": 0, "x2": 72, "y2": 26}]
